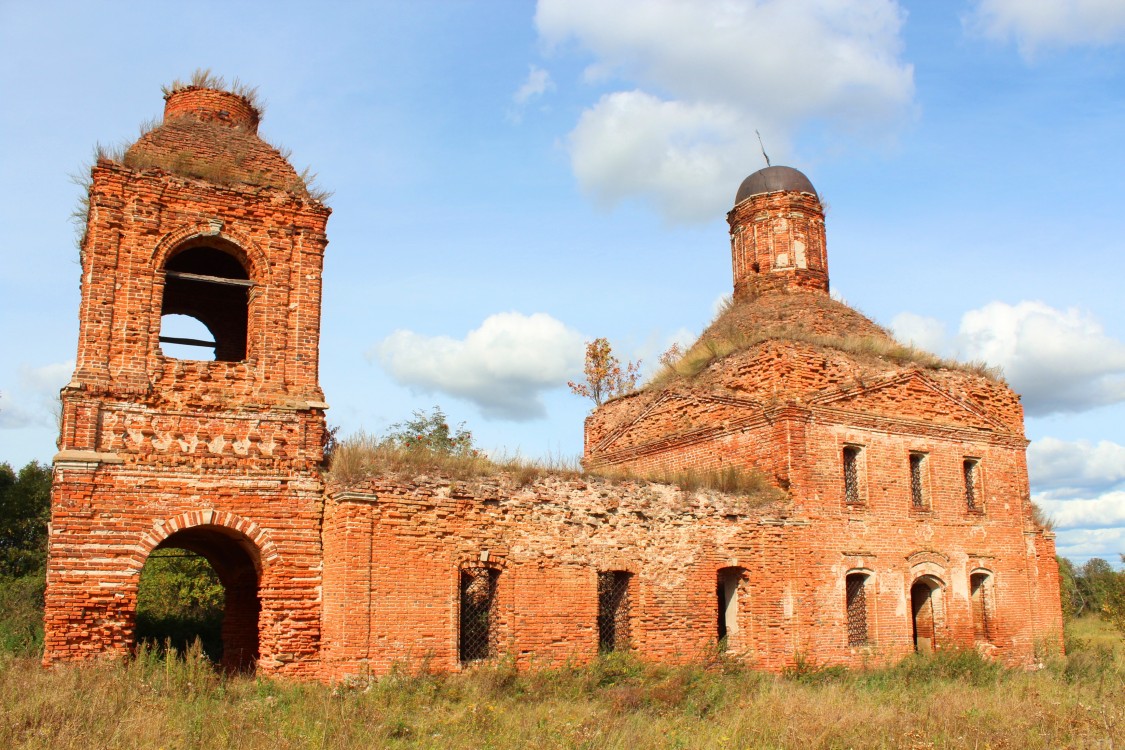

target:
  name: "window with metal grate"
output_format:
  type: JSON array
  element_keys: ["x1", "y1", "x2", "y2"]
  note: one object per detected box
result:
[
  {"x1": 597, "y1": 571, "x2": 632, "y2": 653},
  {"x1": 846, "y1": 573, "x2": 869, "y2": 646},
  {"x1": 459, "y1": 565, "x2": 499, "y2": 664},
  {"x1": 909, "y1": 452, "x2": 927, "y2": 509},
  {"x1": 843, "y1": 446, "x2": 862, "y2": 505}
]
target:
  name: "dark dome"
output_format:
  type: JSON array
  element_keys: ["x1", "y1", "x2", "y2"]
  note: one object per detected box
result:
[{"x1": 734, "y1": 166, "x2": 817, "y2": 205}]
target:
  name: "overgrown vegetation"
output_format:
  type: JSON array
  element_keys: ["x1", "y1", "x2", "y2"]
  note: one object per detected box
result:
[
  {"x1": 160, "y1": 68, "x2": 262, "y2": 113},
  {"x1": 134, "y1": 549, "x2": 224, "y2": 662},
  {"x1": 1, "y1": 629, "x2": 1122, "y2": 749},
  {"x1": 647, "y1": 295, "x2": 1003, "y2": 391},
  {"x1": 568, "y1": 338, "x2": 642, "y2": 407},
  {"x1": 0, "y1": 462, "x2": 51, "y2": 578},
  {"x1": 69, "y1": 69, "x2": 330, "y2": 248},
  {"x1": 1059, "y1": 555, "x2": 1125, "y2": 633},
  {"x1": 326, "y1": 406, "x2": 781, "y2": 503}
]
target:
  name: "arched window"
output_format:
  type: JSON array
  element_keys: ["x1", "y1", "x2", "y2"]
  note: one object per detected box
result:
[
  {"x1": 159, "y1": 242, "x2": 252, "y2": 362},
  {"x1": 845, "y1": 572, "x2": 871, "y2": 646},
  {"x1": 970, "y1": 572, "x2": 993, "y2": 643},
  {"x1": 911, "y1": 576, "x2": 944, "y2": 654}
]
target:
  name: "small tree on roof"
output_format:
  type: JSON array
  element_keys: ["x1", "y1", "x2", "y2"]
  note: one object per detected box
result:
[
  {"x1": 568, "y1": 338, "x2": 641, "y2": 407},
  {"x1": 384, "y1": 406, "x2": 476, "y2": 456}
]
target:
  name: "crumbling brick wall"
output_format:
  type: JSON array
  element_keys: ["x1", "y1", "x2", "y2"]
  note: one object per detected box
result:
[{"x1": 45, "y1": 86, "x2": 331, "y2": 676}]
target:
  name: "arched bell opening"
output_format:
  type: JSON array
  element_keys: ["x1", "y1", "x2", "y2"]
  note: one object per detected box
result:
[
  {"x1": 136, "y1": 524, "x2": 262, "y2": 673},
  {"x1": 910, "y1": 575, "x2": 944, "y2": 655},
  {"x1": 159, "y1": 240, "x2": 253, "y2": 362}
]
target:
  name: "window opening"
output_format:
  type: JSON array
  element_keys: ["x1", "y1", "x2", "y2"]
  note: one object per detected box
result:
[
  {"x1": 970, "y1": 573, "x2": 992, "y2": 643},
  {"x1": 717, "y1": 568, "x2": 743, "y2": 646},
  {"x1": 845, "y1": 573, "x2": 869, "y2": 646},
  {"x1": 159, "y1": 314, "x2": 218, "y2": 360},
  {"x1": 963, "y1": 459, "x2": 980, "y2": 511},
  {"x1": 843, "y1": 446, "x2": 861, "y2": 505},
  {"x1": 909, "y1": 453, "x2": 927, "y2": 509},
  {"x1": 160, "y1": 244, "x2": 252, "y2": 362},
  {"x1": 136, "y1": 525, "x2": 261, "y2": 674},
  {"x1": 597, "y1": 571, "x2": 632, "y2": 653},
  {"x1": 459, "y1": 565, "x2": 499, "y2": 664},
  {"x1": 911, "y1": 578, "x2": 939, "y2": 654}
]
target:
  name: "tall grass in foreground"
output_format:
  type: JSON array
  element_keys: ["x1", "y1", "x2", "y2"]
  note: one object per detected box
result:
[{"x1": 3, "y1": 626, "x2": 1122, "y2": 750}]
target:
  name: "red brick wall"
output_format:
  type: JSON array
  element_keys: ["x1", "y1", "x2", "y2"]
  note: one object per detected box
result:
[
  {"x1": 320, "y1": 468, "x2": 1059, "y2": 679},
  {"x1": 583, "y1": 342, "x2": 1063, "y2": 667},
  {"x1": 45, "y1": 88, "x2": 331, "y2": 676},
  {"x1": 729, "y1": 190, "x2": 827, "y2": 299}
]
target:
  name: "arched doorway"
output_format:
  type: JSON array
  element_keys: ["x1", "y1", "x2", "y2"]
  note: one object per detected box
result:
[
  {"x1": 136, "y1": 524, "x2": 262, "y2": 672},
  {"x1": 910, "y1": 576, "x2": 942, "y2": 654}
]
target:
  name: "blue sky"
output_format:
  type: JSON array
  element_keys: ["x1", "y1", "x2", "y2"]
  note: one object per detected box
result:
[{"x1": 2, "y1": 0, "x2": 1124, "y2": 564}]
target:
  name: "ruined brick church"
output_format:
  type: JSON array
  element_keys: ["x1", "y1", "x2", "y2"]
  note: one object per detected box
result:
[{"x1": 44, "y1": 83, "x2": 1063, "y2": 679}]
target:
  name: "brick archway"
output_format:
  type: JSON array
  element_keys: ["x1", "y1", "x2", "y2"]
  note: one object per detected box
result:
[
  {"x1": 910, "y1": 575, "x2": 945, "y2": 654},
  {"x1": 128, "y1": 510, "x2": 280, "y2": 572},
  {"x1": 151, "y1": 222, "x2": 271, "y2": 285},
  {"x1": 129, "y1": 511, "x2": 279, "y2": 672}
]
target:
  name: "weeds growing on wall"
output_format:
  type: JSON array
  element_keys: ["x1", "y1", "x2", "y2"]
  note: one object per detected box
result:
[
  {"x1": 327, "y1": 430, "x2": 783, "y2": 503},
  {"x1": 646, "y1": 295, "x2": 1003, "y2": 392}
]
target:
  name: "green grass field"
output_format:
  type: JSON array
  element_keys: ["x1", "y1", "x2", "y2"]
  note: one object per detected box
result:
[{"x1": 2, "y1": 619, "x2": 1123, "y2": 750}]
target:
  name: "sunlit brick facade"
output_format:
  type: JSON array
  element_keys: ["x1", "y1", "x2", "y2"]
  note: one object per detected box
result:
[{"x1": 45, "y1": 85, "x2": 1062, "y2": 679}]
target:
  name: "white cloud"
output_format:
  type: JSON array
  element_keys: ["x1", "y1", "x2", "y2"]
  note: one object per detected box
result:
[
  {"x1": 1026, "y1": 436, "x2": 1125, "y2": 562},
  {"x1": 892, "y1": 301, "x2": 1125, "y2": 416},
  {"x1": 1051, "y1": 526, "x2": 1125, "y2": 565},
  {"x1": 535, "y1": 0, "x2": 914, "y2": 221},
  {"x1": 508, "y1": 65, "x2": 556, "y2": 123},
  {"x1": 0, "y1": 360, "x2": 73, "y2": 430},
  {"x1": 970, "y1": 0, "x2": 1125, "y2": 57},
  {"x1": 1029, "y1": 437, "x2": 1125, "y2": 492},
  {"x1": 375, "y1": 312, "x2": 584, "y2": 421},
  {"x1": 1036, "y1": 490, "x2": 1125, "y2": 531},
  {"x1": 568, "y1": 91, "x2": 749, "y2": 220},
  {"x1": 513, "y1": 65, "x2": 555, "y2": 105},
  {"x1": 0, "y1": 390, "x2": 36, "y2": 430}
]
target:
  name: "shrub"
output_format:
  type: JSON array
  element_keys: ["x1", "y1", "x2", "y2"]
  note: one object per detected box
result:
[{"x1": 0, "y1": 572, "x2": 45, "y2": 656}]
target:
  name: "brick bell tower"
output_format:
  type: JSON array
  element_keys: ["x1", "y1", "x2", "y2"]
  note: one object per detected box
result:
[
  {"x1": 728, "y1": 165, "x2": 828, "y2": 300},
  {"x1": 45, "y1": 83, "x2": 330, "y2": 675}
]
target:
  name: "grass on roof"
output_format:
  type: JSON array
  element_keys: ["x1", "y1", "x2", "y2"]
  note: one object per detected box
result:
[
  {"x1": 646, "y1": 296, "x2": 1002, "y2": 391},
  {"x1": 160, "y1": 68, "x2": 262, "y2": 115},
  {"x1": 326, "y1": 433, "x2": 785, "y2": 505}
]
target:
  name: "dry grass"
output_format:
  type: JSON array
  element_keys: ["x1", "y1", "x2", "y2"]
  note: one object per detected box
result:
[
  {"x1": 588, "y1": 463, "x2": 786, "y2": 504},
  {"x1": 2, "y1": 629, "x2": 1122, "y2": 750},
  {"x1": 1031, "y1": 501, "x2": 1056, "y2": 531},
  {"x1": 647, "y1": 299, "x2": 1002, "y2": 391},
  {"x1": 161, "y1": 68, "x2": 262, "y2": 115},
  {"x1": 119, "y1": 142, "x2": 329, "y2": 203},
  {"x1": 327, "y1": 435, "x2": 782, "y2": 502},
  {"x1": 326, "y1": 432, "x2": 582, "y2": 488}
]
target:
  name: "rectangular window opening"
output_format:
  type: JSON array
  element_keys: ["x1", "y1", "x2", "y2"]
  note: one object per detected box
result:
[
  {"x1": 964, "y1": 459, "x2": 981, "y2": 511},
  {"x1": 459, "y1": 566, "x2": 499, "y2": 664},
  {"x1": 597, "y1": 571, "x2": 632, "y2": 653},
  {"x1": 970, "y1": 573, "x2": 992, "y2": 643},
  {"x1": 717, "y1": 568, "x2": 743, "y2": 647},
  {"x1": 846, "y1": 573, "x2": 869, "y2": 647},
  {"x1": 909, "y1": 453, "x2": 927, "y2": 509},
  {"x1": 843, "y1": 446, "x2": 862, "y2": 505}
]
